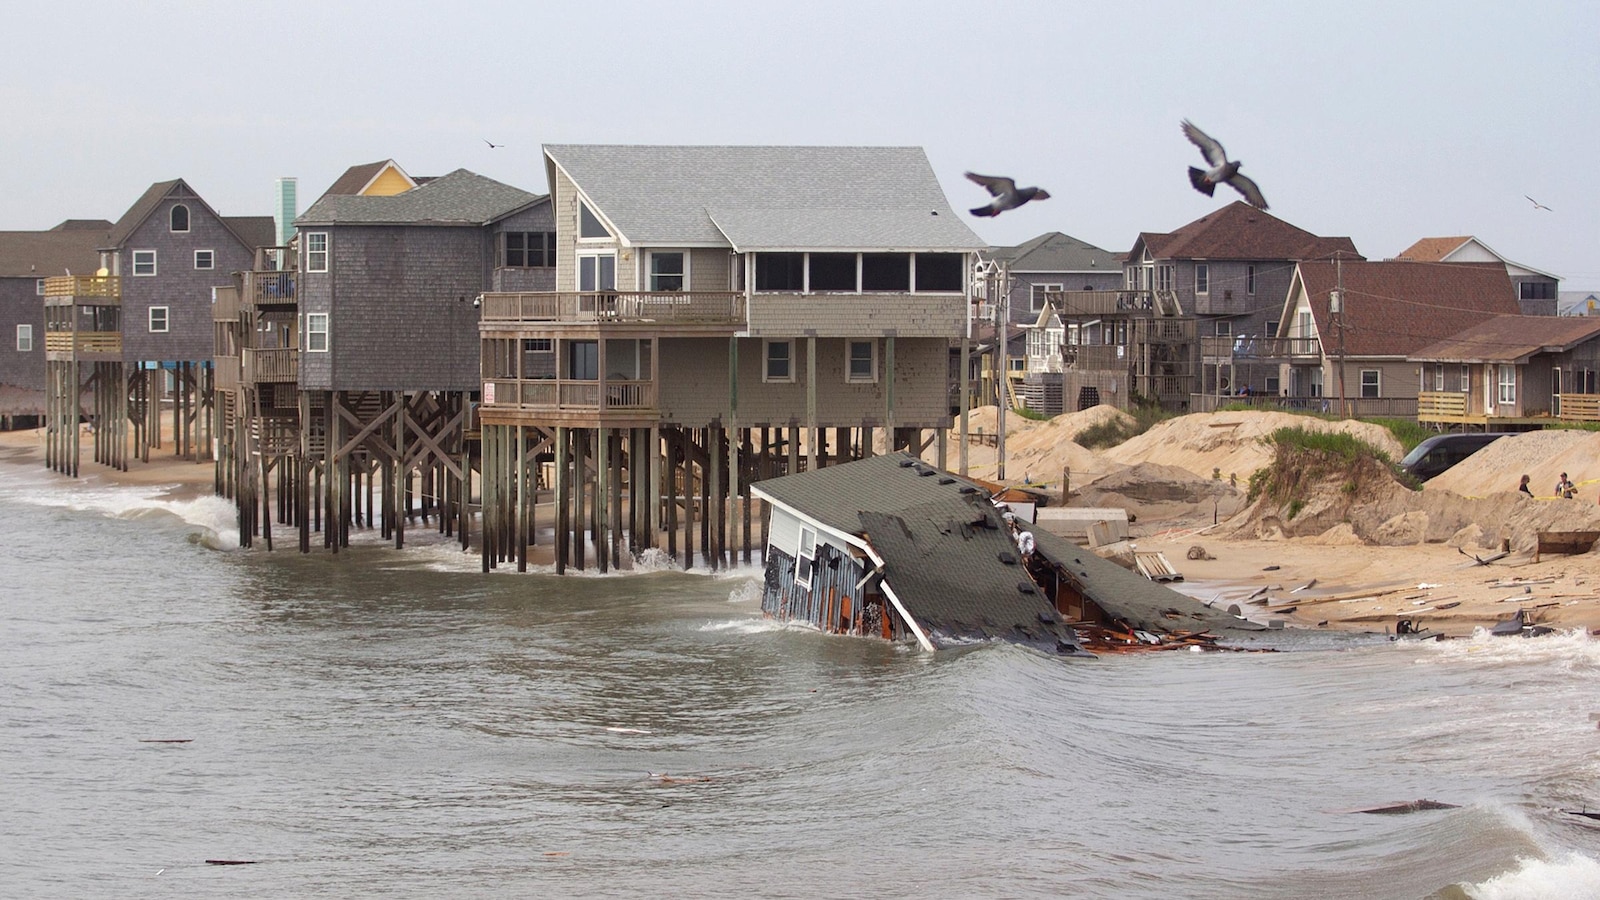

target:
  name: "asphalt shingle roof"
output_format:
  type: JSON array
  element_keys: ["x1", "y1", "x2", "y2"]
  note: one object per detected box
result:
[
  {"x1": 0, "y1": 227, "x2": 110, "y2": 278},
  {"x1": 1395, "y1": 236, "x2": 1471, "y2": 262},
  {"x1": 1138, "y1": 201, "x2": 1359, "y2": 262},
  {"x1": 752, "y1": 453, "x2": 1086, "y2": 653},
  {"x1": 1298, "y1": 259, "x2": 1520, "y2": 357},
  {"x1": 297, "y1": 169, "x2": 541, "y2": 226},
  {"x1": 1409, "y1": 314, "x2": 1600, "y2": 363},
  {"x1": 545, "y1": 144, "x2": 986, "y2": 251},
  {"x1": 986, "y1": 231, "x2": 1121, "y2": 272}
]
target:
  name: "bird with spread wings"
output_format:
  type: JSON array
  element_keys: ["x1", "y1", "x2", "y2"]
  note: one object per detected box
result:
[{"x1": 1182, "y1": 120, "x2": 1268, "y2": 210}]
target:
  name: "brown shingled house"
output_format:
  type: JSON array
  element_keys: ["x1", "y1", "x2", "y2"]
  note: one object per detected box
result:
[
  {"x1": 1395, "y1": 236, "x2": 1560, "y2": 316},
  {"x1": 1269, "y1": 259, "x2": 1520, "y2": 416},
  {"x1": 1410, "y1": 315, "x2": 1600, "y2": 428},
  {"x1": 1045, "y1": 202, "x2": 1359, "y2": 412}
]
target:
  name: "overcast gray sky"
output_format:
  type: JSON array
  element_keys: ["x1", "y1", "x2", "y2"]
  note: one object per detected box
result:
[{"x1": 4, "y1": 1, "x2": 1595, "y2": 284}]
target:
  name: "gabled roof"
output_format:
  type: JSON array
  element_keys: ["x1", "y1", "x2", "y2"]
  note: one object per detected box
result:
[
  {"x1": 1409, "y1": 315, "x2": 1600, "y2": 364},
  {"x1": 1134, "y1": 201, "x2": 1359, "y2": 262},
  {"x1": 1293, "y1": 259, "x2": 1519, "y2": 357},
  {"x1": 322, "y1": 159, "x2": 418, "y2": 197},
  {"x1": 105, "y1": 179, "x2": 260, "y2": 252},
  {"x1": 297, "y1": 169, "x2": 542, "y2": 227},
  {"x1": 544, "y1": 144, "x2": 985, "y2": 251},
  {"x1": 1395, "y1": 236, "x2": 1472, "y2": 262},
  {"x1": 0, "y1": 227, "x2": 109, "y2": 278},
  {"x1": 224, "y1": 216, "x2": 276, "y2": 250},
  {"x1": 986, "y1": 231, "x2": 1121, "y2": 272},
  {"x1": 1395, "y1": 235, "x2": 1561, "y2": 281}
]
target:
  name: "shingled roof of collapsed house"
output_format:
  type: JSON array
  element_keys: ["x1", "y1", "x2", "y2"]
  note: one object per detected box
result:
[
  {"x1": 753, "y1": 452, "x2": 1405, "y2": 653},
  {"x1": 753, "y1": 453, "x2": 1089, "y2": 655}
]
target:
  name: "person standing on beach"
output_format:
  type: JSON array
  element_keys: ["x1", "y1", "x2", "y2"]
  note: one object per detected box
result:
[
  {"x1": 1519, "y1": 474, "x2": 1532, "y2": 496},
  {"x1": 1556, "y1": 472, "x2": 1576, "y2": 499}
]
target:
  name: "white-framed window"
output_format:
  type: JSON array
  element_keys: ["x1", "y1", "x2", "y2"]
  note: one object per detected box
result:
[
  {"x1": 1360, "y1": 369, "x2": 1380, "y2": 398},
  {"x1": 1194, "y1": 264, "x2": 1209, "y2": 294},
  {"x1": 149, "y1": 306, "x2": 169, "y2": 333},
  {"x1": 1432, "y1": 365, "x2": 1445, "y2": 391},
  {"x1": 1156, "y1": 265, "x2": 1173, "y2": 292},
  {"x1": 305, "y1": 233, "x2": 328, "y2": 273},
  {"x1": 764, "y1": 339, "x2": 793, "y2": 382},
  {"x1": 648, "y1": 251, "x2": 686, "y2": 291},
  {"x1": 847, "y1": 339, "x2": 877, "y2": 383},
  {"x1": 35, "y1": 278, "x2": 45, "y2": 296},
  {"x1": 522, "y1": 338, "x2": 553, "y2": 353},
  {"x1": 17, "y1": 324, "x2": 33, "y2": 352},
  {"x1": 194, "y1": 249, "x2": 214, "y2": 270},
  {"x1": 169, "y1": 204, "x2": 189, "y2": 232},
  {"x1": 132, "y1": 250, "x2": 157, "y2": 276},
  {"x1": 1214, "y1": 320, "x2": 1232, "y2": 337},
  {"x1": 1498, "y1": 365, "x2": 1516, "y2": 404},
  {"x1": 306, "y1": 313, "x2": 329, "y2": 352},
  {"x1": 1031, "y1": 282, "x2": 1062, "y2": 312},
  {"x1": 795, "y1": 526, "x2": 817, "y2": 588},
  {"x1": 578, "y1": 253, "x2": 616, "y2": 292},
  {"x1": 1459, "y1": 364, "x2": 1471, "y2": 392},
  {"x1": 1247, "y1": 265, "x2": 1257, "y2": 294}
]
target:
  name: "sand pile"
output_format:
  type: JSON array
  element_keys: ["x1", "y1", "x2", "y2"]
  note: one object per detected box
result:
[
  {"x1": 1225, "y1": 441, "x2": 1600, "y2": 551},
  {"x1": 1423, "y1": 429, "x2": 1600, "y2": 499},
  {"x1": 949, "y1": 405, "x2": 1127, "y2": 487},
  {"x1": 1072, "y1": 462, "x2": 1243, "y2": 525},
  {"x1": 1103, "y1": 411, "x2": 1405, "y2": 483}
]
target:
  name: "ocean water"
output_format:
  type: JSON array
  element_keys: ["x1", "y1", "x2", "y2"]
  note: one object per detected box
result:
[{"x1": 2, "y1": 461, "x2": 1598, "y2": 899}]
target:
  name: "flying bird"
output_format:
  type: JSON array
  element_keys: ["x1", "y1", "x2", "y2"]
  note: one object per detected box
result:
[
  {"x1": 965, "y1": 172, "x2": 1050, "y2": 217},
  {"x1": 484, "y1": 139, "x2": 503, "y2": 149},
  {"x1": 1181, "y1": 120, "x2": 1268, "y2": 210},
  {"x1": 1525, "y1": 195, "x2": 1551, "y2": 211}
]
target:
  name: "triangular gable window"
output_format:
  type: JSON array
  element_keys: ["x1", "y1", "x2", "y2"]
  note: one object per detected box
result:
[{"x1": 579, "y1": 201, "x2": 611, "y2": 239}]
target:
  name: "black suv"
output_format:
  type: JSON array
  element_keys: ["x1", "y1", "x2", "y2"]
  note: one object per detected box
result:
[{"x1": 1399, "y1": 432, "x2": 1516, "y2": 481}]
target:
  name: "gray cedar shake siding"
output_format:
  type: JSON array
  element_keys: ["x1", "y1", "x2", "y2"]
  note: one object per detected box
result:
[
  {"x1": 114, "y1": 187, "x2": 256, "y2": 364},
  {"x1": 296, "y1": 170, "x2": 546, "y2": 392},
  {"x1": 0, "y1": 277, "x2": 45, "y2": 395},
  {"x1": 490, "y1": 201, "x2": 557, "y2": 293},
  {"x1": 0, "y1": 225, "x2": 109, "y2": 402},
  {"x1": 297, "y1": 224, "x2": 488, "y2": 391}
]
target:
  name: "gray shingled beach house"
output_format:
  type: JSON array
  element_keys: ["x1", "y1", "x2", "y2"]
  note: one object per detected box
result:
[{"x1": 475, "y1": 144, "x2": 987, "y2": 573}]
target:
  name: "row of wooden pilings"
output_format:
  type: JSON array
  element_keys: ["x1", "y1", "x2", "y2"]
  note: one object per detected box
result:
[
  {"x1": 477, "y1": 422, "x2": 941, "y2": 574},
  {"x1": 225, "y1": 391, "x2": 472, "y2": 555},
  {"x1": 44, "y1": 361, "x2": 211, "y2": 478}
]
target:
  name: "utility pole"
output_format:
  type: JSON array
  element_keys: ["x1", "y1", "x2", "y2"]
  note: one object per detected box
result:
[
  {"x1": 1333, "y1": 252, "x2": 1346, "y2": 418},
  {"x1": 995, "y1": 260, "x2": 1010, "y2": 483}
]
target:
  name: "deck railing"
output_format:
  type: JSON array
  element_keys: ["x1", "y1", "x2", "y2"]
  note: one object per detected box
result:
[
  {"x1": 44, "y1": 331, "x2": 121, "y2": 355},
  {"x1": 242, "y1": 347, "x2": 299, "y2": 383},
  {"x1": 480, "y1": 291, "x2": 745, "y2": 325},
  {"x1": 1194, "y1": 394, "x2": 1420, "y2": 418},
  {"x1": 484, "y1": 378, "x2": 656, "y2": 412},
  {"x1": 42, "y1": 275, "x2": 120, "y2": 300},
  {"x1": 244, "y1": 271, "x2": 297, "y2": 304},
  {"x1": 1417, "y1": 391, "x2": 1469, "y2": 420},
  {"x1": 1558, "y1": 394, "x2": 1600, "y2": 422}
]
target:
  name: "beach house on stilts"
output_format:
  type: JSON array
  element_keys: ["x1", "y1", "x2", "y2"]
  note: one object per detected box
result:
[{"x1": 475, "y1": 145, "x2": 987, "y2": 574}]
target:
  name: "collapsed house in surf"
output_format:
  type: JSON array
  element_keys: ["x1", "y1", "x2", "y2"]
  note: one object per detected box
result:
[{"x1": 752, "y1": 452, "x2": 1268, "y2": 654}]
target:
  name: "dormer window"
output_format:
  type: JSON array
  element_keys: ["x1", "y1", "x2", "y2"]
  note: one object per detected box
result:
[
  {"x1": 579, "y1": 201, "x2": 610, "y2": 239},
  {"x1": 170, "y1": 204, "x2": 190, "y2": 233}
]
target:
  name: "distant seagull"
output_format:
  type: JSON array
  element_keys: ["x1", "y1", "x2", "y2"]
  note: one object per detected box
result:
[
  {"x1": 965, "y1": 172, "x2": 1050, "y2": 217},
  {"x1": 484, "y1": 139, "x2": 504, "y2": 149},
  {"x1": 1181, "y1": 120, "x2": 1268, "y2": 210},
  {"x1": 1526, "y1": 195, "x2": 1552, "y2": 211}
]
